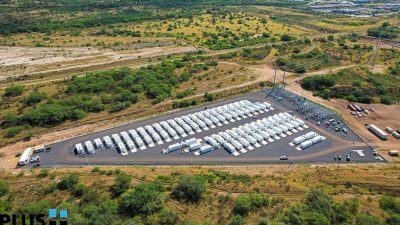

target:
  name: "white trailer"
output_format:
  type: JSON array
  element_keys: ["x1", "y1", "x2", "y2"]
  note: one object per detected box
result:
[
  {"x1": 367, "y1": 124, "x2": 388, "y2": 140},
  {"x1": 94, "y1": 138, "x2": 104, "y2": 149},
  {"x1": 18, "y1": 148, "x2": 33, "y2": 166},
  {"x1": 252, "y1": 133, "x2": 264, "y2": 142},
  {"x1": 393, "y1": 132, "x2": 400, "y2": 139},
  {"x1": 85, "y1": 141, "x2": 95, "y2": 154},
  {"x1": 103, "y1": 136, "x2": 113, "y2": 148}
]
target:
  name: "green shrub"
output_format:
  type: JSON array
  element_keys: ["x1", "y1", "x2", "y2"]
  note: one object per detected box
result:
[
  {"x1": 233, "y1": 193, "x2": 268, "y2": 215},
  {"x1": 37, "y1": 169, "x2": 49, "y2": 178},
  {"x1": 72, "y1": 183, "x2": 86, "y2": 197},
  {"x1": 3, "y1": 85, "x2": 25, "y2": 97},
  {"x1": 356, "y1": 214, "x2": 382, "y2": 225},
  {"x1": 111, "y1": 171, "x2": 131, "y2": 196},
  {"x1": 119, "y1": 181, "x2": 163, "y2": 216},
  {"x1": 230, "y1": 215, "x2": 245, "y2": 225},
  {"x1": 57, "y1": 173, "x2": 80, "y2": 190},
  {"x1": 171, "y1": 176, "x2": 205, "y2": 203},
  {"x1": 0, "y1": 180, "x2": 9, "y2": 196},
  {"x1": 159, "y1": 208, "x2": 177, "y2": 225}
]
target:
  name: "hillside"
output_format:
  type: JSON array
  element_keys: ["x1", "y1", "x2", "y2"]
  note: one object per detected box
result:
[{"x1": 1, "y1": 164, "x2": 400, "y2": 225}]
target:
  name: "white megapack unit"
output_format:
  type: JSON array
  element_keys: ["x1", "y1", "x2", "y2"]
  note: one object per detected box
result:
[
  {"x1": 367, "y1": 124, "x2": 388, "y2": 140},
  {"x1": 293, "y1": 136, "x2": 306, "y2": 145},
  {"x1": 18, "y1": 148, "x2": 33, "y2": 166},
  {"x1": 117, "y1": 142, "x2": 128, "y2": 156},
  {"x1": 311, "y1": 135, "x2": 323, "y2": 144},
  {"x1": 85, "y1": 141, "x2": 95, "y2": 154},
  {"x1": 167, "y1": 128, "x2": 177, "y2": 137},
  {"x1": 75, "y1": 143, "x2": 85, "y2": 155},
  {"x1": 166, "y1": 143, "x2": 182, "y2": 153},
  {"x1": 126, "y1": 139, "x2": 136, "y2": 151},
  {"x1": 296, "y1": 118, "x2": 305, "y2": 127},
  {"x1": 231, "y1": 140, "x2": 243, "y2": 150},
  {"x1": 199, "y1": 145, "x2": 213, "y2": 155},
  {"x1": 272, "y1": 127, "x2": 282, "y2": 135},
  {"x1": 112, "y1": 134, "x2": 122, "y2": 143},
  {"x1": 304, "y1": 132, "x2": 317, "y2": 140},
  {"x1": 213, "y1": 134, "x2": 225, "y2": 144},
  {"x1": 244, "y1": 135, "x2": 257, "y2": 145},
  {"x1": 238, "y1": 137, "x2": 250, "y2": 147},
  {"x1": 143, "y1": 135, "x2": 153, "y2": 145},
  {"x1": 134, "y1": 137, "x2": 144, "y2": 147},
  {"x1": 258, "y1": 130, "x2": 270, "y2": 139},
  {"x1": 224, "y1": 143, "x2": 236, "y2": 154},
  {"x1": 393, "y1": 132, "x2": 400, "y2": 139},
  {"x1": 300, "y1": 140, "x2": 313, "y2": 149},
  {"x1": 278, "y1": 124, "x2": 288, "y2": 133},
  {"x1": 183, "y1": 138, "x2": 198, "y2": 147},
  {"x1": 189, "y1": 142, "x2": 202, "y2": 151},
  {"x1": 205, "y1": 136, "x2": 220, "y2": 148},
  {"x1": 103, "y1": 136, "x2": 113, "y2": 148},
  {"x1": 94, "y1": 138, "x2": 103, "y2": 149},
  {"x1": 128, "y1": 129, "x2": 139, "y2": 138},
  {"x1": 252, "y1": 133, "x2": 264, "y2": 142},
  {"x1": 220, "y1": 132, "x2": 233, "y2": 142},
  {"x1": 266, "y1": 129, "x2": 276, "y2": 137}
]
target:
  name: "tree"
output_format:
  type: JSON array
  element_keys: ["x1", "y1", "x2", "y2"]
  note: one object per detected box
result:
[
  {"x1": 3, "y1": 85, "x2": 25, "y2": 97},
  {"x1": 119, "y1": 182, "x2": 163, "y2": 216},
  {"x1": 72, "y1": 183, "x2": 86, "y2": 197},
  {"x1": 356, "y1": 214, "x2": 382, "y2": 225},
  {"x1": 171, "y1": 176, "x2": 205, "y2": 203},
  {"x1": 111, "y1": 172, "x2": 131, "y2": 196},
  {"x1": 57, "y1": 173, "x2": 80, "y2": 190}
]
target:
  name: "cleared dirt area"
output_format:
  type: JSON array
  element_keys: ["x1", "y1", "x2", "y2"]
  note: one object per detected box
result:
[
  {"x1": 283, "y1": 71, "x2": 400, "y2": 162},
  {"x1": 0, "y1": 45, "x2": 198, "y2": 81}
]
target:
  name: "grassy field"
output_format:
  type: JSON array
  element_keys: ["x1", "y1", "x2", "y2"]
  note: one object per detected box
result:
[{"x1": 0, "y1": 164, "x2": 399, "y2": 224}]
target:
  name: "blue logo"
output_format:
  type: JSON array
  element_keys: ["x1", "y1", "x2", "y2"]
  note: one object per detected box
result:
[{"x1": 48, "y1": 209, "x2": 68, "y2": 225}]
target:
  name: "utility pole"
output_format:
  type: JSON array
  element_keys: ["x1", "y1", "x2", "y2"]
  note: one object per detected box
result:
[
  {"x1": 371, "y1": 33, "x2": 381, "y2": 72},
  {"x1": 282, "y1": 66, "x2": 286, "y2": 88}
]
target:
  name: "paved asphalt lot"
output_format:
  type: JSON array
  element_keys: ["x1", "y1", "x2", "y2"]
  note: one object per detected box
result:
[{"x1": 26, "y1": 91, "x2": 381, "y2": 168}]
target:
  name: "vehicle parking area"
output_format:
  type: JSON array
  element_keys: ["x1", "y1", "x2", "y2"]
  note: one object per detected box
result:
[{"x1": 28, "y1": 91, "x2": 381, "y2": 168}]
